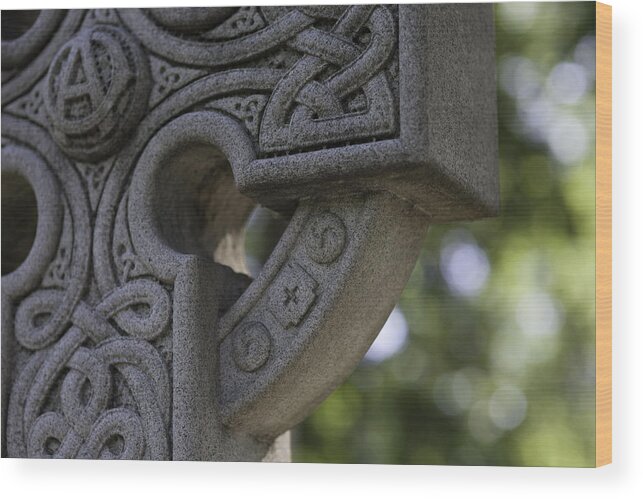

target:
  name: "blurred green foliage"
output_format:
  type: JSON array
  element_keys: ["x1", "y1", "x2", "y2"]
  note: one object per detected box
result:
[{"x1": 246, "y1": 2, "x2": 597, "y2": 466}]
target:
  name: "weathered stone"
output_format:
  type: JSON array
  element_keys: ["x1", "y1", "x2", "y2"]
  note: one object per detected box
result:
[{"x1": 1, "y1": 5, "x2": 498, "y2": 461}]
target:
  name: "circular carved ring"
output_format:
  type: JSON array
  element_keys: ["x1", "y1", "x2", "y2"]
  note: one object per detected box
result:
[
  {"x1": 304, "y1": 211, "x2": 347, "y2": 264},
  {"x1": 232, "y1": 322, "x2": 272, "y2": 373},
  {"x1": 44, "y1": 24, "x2": 151, "y2": 162}
]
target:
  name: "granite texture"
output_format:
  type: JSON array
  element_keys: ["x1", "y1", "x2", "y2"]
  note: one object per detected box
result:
[{"x1": 1, "y1": 5, "x2": 498, "y2": 461}]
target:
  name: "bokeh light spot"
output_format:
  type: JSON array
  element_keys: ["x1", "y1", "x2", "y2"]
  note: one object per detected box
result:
[
  {"x1": 440, "y1": 234, "x2": 490, "y2": 298},
  {"x1": 497, "y1": 2, "x2": 542, "y2": 32},
  {"x1": 364, "y1": 306, "x2": 409, "y2": 363},
  {"x1": 488, "y1": 384, "x2": 528, "y2": 430},
  {"x1": 500, "y1": 56, "x2": 541, "y2": 102},
  {"x1": 546, "y1": 113, "x2": 588, "y2": 166},
  {"x1": 516, "y1": 291, "x2": 563, "y2": 338},
  {"x1": 574, "y1": 35, "x2": 596, "y2": 78},
  {"x1": 547, "y1": 62, "x2": 588, "y2": 105},
  {"x1": 468, "y1": 400, "x2": 504, "y2": 444}
]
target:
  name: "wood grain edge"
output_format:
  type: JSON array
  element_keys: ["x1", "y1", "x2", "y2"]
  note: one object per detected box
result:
[{"x1": 595, "y1": 1, "x2": 612, "y2": 468}]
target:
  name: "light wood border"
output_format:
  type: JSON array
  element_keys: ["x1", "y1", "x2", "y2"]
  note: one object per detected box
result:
[{"x1": 595, "y1": 1, "x2": 612, "y2": 468}]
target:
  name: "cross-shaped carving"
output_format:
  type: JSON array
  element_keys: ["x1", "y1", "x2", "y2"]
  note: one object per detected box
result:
[
  {"x1": 2, "y1": 5, "x2": 498, "y2": 461},
  {"x1": 283, "y1": 285, "x2": 298, "y2": 307},
  {"x1": 267, "y1": 263, "x2": 317, "y2": 329}
]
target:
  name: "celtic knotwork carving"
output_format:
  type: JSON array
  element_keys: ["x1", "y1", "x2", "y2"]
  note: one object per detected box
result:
[
  {"x1": 44, "y1": 24, "x2": 151, "y2": 161},
  {"x1": 148, "y1": 56, "x2": 207, "y2": 108},
  {"x1": 2, "y1": 7, "x2": 400, "y2": 159},
  {"x1": 75, "y1": 157, "x2": 116, "y2": 212},
  {"x1": 7, "y1": 279, "x2": 172, "y2": 459},
  {"x1": 3, "y1": 5, "x2": 498, "y2": 462},
  {"x1": 112, "y1": 192, "x2": 153, "y2": 285},
  {"x1": 259, "y1": 5, "x2": 397, "y2": 153},
  {"x1": 3, "y1": 81, "x2": 49, "y2": 129},
  {"x1": 1, "y1": 6, "x2": 400, "y2": 461},
  {"x1": 204, "y1": 94, "x2": 269, "y2": 139},
  {"x1": 40, "y1": 204, "x2": 73, "y2": 289},
  {"x1": 117, "y1": 5, "x2": 399, "y2": 155},
  {"x1": 202, "y1": 7, "x2": 266, "y2": 41}
]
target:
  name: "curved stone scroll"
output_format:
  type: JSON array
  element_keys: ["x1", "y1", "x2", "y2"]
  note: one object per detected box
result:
[{"x1": 1, "y1": 6, "x2": 498, "y2": 461}]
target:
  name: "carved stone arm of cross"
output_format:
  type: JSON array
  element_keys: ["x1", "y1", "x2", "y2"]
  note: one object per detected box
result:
[{"x1": 1, "y1": 5, "x2": 497, "y2": 461}]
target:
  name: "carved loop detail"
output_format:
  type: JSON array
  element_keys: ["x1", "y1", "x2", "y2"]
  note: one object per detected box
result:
[{"x1": 7, "y1": 279, "x2": 172, "y2": 459}]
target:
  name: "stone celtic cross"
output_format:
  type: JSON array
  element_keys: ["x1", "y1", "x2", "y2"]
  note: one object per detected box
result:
[{"x1": 1, "y1": 5, "x2": 498, "y2": 461}]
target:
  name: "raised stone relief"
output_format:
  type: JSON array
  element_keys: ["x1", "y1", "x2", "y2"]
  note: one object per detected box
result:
[
  {"x1": 1, "y1": 5, "x2": 498, "y2": 461},
  {"x1": 44, "y1": 24, "x2": 151, "y2": 161}
]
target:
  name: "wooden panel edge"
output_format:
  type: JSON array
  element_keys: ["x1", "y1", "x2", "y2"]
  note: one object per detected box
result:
[{"x1": 595, "y1": 1, "x2": 612, "y2": 468}]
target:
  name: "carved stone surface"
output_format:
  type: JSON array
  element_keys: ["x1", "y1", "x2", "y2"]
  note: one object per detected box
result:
[
  {"x1": 1, "y1": 5, "x2": 498, "y2": 461},
  {"x1": 44, "y1": 24, "x2": 151, "y2": 161}
]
